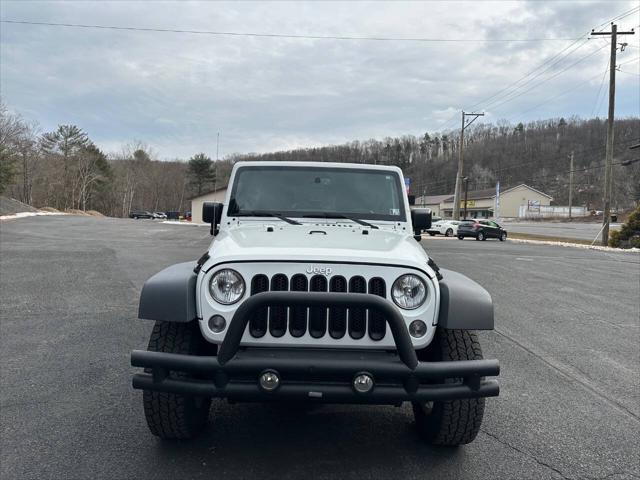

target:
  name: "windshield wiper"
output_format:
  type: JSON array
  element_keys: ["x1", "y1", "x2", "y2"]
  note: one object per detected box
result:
[
  {"x1": 303, "y1": 213, "x2": 379, "y2": 229},
  {"x1": 234, "y1": 210, "x2": 301, "y2": 225}
]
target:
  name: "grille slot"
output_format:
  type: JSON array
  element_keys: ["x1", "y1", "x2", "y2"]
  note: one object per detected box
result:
[
  {"x1": 329, "y1": 276, "x2": 348, "y2": 339},
  {"x1": 248, "y1": 272, "x2": 393, "y2": 342},
  {"x1": 309, "y1": 275, "x2": 328, "y2": 338},
  {"x1": 348, "y1": 276, "x2": 367, "y2": 339},
  {"x1": 289, "y1": 274, "x2": 308, "y2": 337},
  {"x1": 367, "y1": 278, "x2": 387, "y2": 340},
  {"x1": 269, "y1": 274, "x2": 289, "y2": 337},
  {"x1": 249, "y1": 274, "x2": 269, "y2": 337}
]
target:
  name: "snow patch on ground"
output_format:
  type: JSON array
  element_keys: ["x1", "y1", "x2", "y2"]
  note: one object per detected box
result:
[
  {"x1": 0, "y1": 211, "x2": 68, "y2": 221},
  {"x1": 161, "y1": 220, "x2": 208, "y2": 226},
  {"x1": 508, "y1": 237, "x2": 639, "y2": 253}
]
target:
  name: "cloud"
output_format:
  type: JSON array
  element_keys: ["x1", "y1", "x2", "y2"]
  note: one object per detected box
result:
[{"x1": 1, "y1": 0, "x2": 638, "y2": 159}]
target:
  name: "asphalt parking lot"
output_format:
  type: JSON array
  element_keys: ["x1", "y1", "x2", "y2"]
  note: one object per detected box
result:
[
  {"x1": 504, "y1": 221, "x2": 621, "y2": 241},
  {"x1": 1, "y1": 216, "x2": 639, "y2": 480}
]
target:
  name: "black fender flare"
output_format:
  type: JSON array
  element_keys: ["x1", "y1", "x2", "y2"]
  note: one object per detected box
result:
[
  {"x1": 138, "y1": 262, "x2": 198, "y2": 323},
  {"x1": 437, "y1": 269, "x2": 494, "y2": 330}
]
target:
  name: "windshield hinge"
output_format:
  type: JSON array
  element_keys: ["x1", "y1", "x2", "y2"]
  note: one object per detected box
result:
[
  {"x1": 194, "y1": 252, "x2": 210, "y2": 274},
  {"x1": 427, "y1": 258, "x2": 443, "y2": 281}
]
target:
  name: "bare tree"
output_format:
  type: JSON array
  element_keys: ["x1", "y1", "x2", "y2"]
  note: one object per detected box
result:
[{"x1": 0, "y1": 101, "x2": 29, "y2": 194}]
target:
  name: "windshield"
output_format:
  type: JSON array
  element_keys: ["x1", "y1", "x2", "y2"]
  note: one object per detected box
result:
[{"x1": 228, "y1": 165, "x2": 406, "y2": 222}]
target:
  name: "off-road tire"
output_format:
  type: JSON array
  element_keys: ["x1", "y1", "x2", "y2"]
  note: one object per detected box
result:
[
  {"x1": 445, "y1": 228, "x2": 453, "y2": 237},
  {"x1": 142, "y1": 321, "x2": 212, "y2": 440},
  {"x1": 412, "y1": 329, "x2": 485, "y2": 446},
  {"x1": 499, "y1": 232, "x2": 507, "y2": 242}
]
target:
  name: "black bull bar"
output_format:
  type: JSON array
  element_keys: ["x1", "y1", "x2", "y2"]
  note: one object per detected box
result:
[{"x1": 131, "y1": 292, "x2": 500, "y2": 404}]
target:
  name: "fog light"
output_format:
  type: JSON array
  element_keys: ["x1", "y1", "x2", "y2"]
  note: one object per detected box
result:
[
  {"x1": 353, "y1": 373, "x2": 374, "y2": 394},
  {"x1": 208, "y1": 315, "x2": 226, "y2": 333},
  {"x1": 259, "y1": 370, "x2": 280, "y2": 391},
  {"x1": 409, "y1": 320, "x2": 427, "y2": 338}
]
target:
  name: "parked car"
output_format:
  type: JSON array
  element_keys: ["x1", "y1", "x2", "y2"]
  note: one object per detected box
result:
[
  {"x1": 185, "y1": 211, "x2": 192, "y2": 221},
  {"x1": 426, "y1": 220, "x2": 461, "y2": 237},
  {"x1": 153, "y1": 212, "x2": 167, "y2": 219},
  {"x1": 129, "y1": 211, "x2": 155, "y2": 219},
  {"x1": 457, "y1": 220, "x2": 508, "y2": 241}
]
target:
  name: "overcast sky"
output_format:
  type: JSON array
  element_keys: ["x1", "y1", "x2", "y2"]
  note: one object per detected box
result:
[{"x1": 1, "y1": 0, "x2": 639, "y2": 159}]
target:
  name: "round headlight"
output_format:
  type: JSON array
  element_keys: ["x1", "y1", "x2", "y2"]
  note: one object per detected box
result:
[
  {"x1": 209, "y1": 269, "x2": 245, "y2": 305},
  {"x1": 392, "y1": 274, "x2": 427, "y2": 309}
]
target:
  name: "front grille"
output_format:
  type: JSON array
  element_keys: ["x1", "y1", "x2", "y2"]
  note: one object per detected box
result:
[
  {"x1": 248, "y1": 273, "x2": 388, "y2": 341},
  {"x1": 249, "y1": 275, "x2": 269, "y2": 337}
]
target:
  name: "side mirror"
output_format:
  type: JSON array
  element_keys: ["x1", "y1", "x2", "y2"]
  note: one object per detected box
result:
[
  {"x1": 203, "y1": 202, "x2": 224, "y2": 236},
  {"x1": 411, "y1": 208, "x2": 432, "y2": 241}
]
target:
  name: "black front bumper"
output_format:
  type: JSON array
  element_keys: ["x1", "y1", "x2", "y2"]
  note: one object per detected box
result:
[{"x1": 131, "y1": 292, "x2": 500, "y2": 405}]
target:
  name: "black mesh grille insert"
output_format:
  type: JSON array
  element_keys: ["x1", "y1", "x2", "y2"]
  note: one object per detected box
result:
[
  {"x1": 269, "y1": 274, "x2": 288, "y2": 337},
  {"x1": 367, "y1": 277, "x2": 386, "y2": 341},
  {"x1": 289, "y1": 274, "x2": 308, "y2": 337},
  {"x1": 309, "y1": 275, "x2": 328, "y2": 338},
  {"x1": 348, "y1": 276, "x2": 366, "y2": 339},
  {"x1": 248, "y1": 272, "x2": 397, "y2": 342},
  {"x1": 249, "y1": 274, "x2": 269, "y2": 337},
  {"x1": 328, "y1": 276, "x2": 348, "y2": 339}
]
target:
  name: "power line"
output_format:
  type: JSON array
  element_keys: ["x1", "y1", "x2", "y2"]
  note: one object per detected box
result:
[
  {"x1": 437, "y1": 37, "x2": 591, "y2": 130},
  {"x1": 0, "y1": 19, "x2": 583, "y2": 43},
  {"x1": 485, "y1": 43, "x2": 609, "y2": 112},
  {"x1": 438, "y1": 7, "x2": 639, "y2": 130},
  {"x1": 515, "y1": 69, "x2": 607, "y2": 118},
  {"x1": 617, "y1": 69, "x2": 640, "y2": 77},
  {"x1": 474, "y1": 39, "x2": 592, "y2": 111},
  {"x1": 591, "y1": 59, "x2": 610, "y2": 116}
]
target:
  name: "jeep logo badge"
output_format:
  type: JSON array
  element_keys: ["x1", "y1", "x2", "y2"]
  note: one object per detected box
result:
[{"x1": 306, "y1": 265, "x2": 332, "y2": 276}]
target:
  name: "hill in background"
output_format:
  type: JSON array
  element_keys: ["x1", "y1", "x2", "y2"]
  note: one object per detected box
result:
[{"x1": 228, "y1": 117, "x2": 640, "y2": 210}]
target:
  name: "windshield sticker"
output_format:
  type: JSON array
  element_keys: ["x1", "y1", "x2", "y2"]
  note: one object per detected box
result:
[{"x1": 390, "y1": 208, "x2": 400, "y2": 215}]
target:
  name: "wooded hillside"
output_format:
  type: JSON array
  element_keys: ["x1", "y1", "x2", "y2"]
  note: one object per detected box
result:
[
  {"x1": 230, "y1": 117, "x2": 640, "y2": 210},
  {"x1": 1, "y1": 99, "x2": 638, "y2": 216}
]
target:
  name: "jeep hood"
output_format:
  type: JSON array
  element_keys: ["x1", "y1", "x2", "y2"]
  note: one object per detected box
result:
[{"x1": 207, "y1": 224, "x2": 430, "y2": 270}]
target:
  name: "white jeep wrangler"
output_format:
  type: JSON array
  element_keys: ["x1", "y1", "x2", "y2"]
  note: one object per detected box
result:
[{"x1": 131, "y1": 162, "x2": 499, "y2": 445}]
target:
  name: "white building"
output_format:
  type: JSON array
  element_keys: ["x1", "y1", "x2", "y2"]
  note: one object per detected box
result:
[{"x1": 190, "y1": 186, "x2": 227, "y2": 224}]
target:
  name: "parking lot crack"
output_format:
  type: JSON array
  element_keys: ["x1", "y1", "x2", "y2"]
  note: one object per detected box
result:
[
  {"x1": 481, "y1": 429, "x2": 571, "y2": 480},
  {"x1": 493, "y1": 328, "x2": 640, "y2": 424}
]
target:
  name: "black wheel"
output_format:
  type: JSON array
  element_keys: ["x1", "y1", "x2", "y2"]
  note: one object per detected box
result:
[
  {"x1": 445, "y1": 228, "x2": 453, "y2": 237},
  {"x1": 476, "y1": 231, "x2": 485, "y2": 241},
  {"x1": 428, "y1": 232, "x2": 436, "y2": 237},
  {"x1": 142, "y1": 321, "x2": 212, "y2": 439},
  {"x1": 412, "y1": 329, "x2": 486, "y2": 446},
  {"x1": 457, "y1": 235, "x2": 464, "y2": 240},
  {"x1": 499, "y1": 232, "x2": 507, "y2": 242}
]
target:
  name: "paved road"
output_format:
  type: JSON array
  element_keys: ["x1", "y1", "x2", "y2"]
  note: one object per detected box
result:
[
  {"x1": 504, "y1": 221, "x2": 622, "y2": 241},
  {"x1": 1, "y1": 216, "x2": 639, "y2": 480}
]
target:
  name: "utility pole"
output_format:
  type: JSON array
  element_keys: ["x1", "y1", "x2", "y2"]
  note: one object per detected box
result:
[
  {"x1": 453, "y1": 111, "x2": 484, "y2": 220},
  {"x1": 591, "y1": 24, "x2": 635, "y2": 245},
  {"x1": 463, "y1": 177, "x2": 469, "y2": 220},
  {"x1": 568, "y1": 151, "x2": 574, "y2": 220}
]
